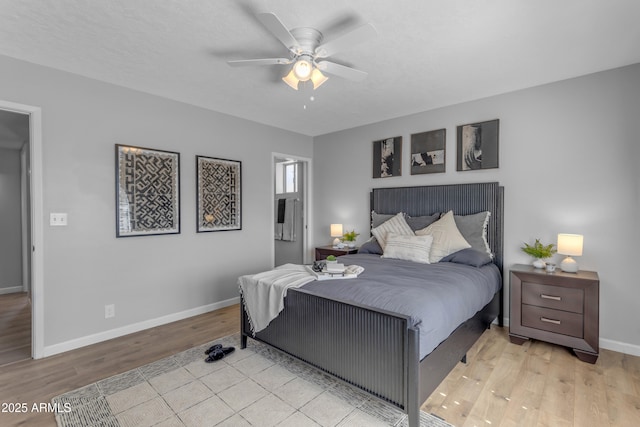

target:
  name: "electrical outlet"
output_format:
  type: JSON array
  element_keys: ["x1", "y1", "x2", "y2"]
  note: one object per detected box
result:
[
  {"x1": 50, "y1": 213, "x2": 68, "y2": 226},
  {"x1": 105, "y1": 304, "x2": 115, "y2": 319}
]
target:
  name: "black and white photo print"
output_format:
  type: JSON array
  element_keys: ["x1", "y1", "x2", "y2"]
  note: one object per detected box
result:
[
  {"x1": 456, "y1": 119, "x2": 499, "y2": 171},
  {"x1": 411, "y1": 129, "x2": 446, "y2": 175},
  {"x1": 373, "y1": 136, "x2": 402, "y2": 178}
]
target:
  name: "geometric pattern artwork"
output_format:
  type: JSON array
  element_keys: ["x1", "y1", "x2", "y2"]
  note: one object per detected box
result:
[
  {"x1": 116, "y1": 145, "x2": 180, "y2": 237},
  {"x1": 196, "y1": 156, "x2": 241, "y2": 232}
]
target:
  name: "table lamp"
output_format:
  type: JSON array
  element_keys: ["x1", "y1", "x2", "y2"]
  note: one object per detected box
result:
[
  {"x1": 330, "y1": 224, "x2": 343, "y2": 248},
  {"x1": 557, "y1": 233, "x2": 583, "y2": 273}
]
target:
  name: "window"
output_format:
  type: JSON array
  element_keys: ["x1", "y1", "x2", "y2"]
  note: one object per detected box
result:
[{"x1": 276, "y1": 162, "x2": 298, "y2": 194}]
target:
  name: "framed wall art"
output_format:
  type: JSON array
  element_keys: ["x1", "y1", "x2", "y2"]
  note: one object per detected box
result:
[
  {"x1": 456, "y1": 119, "x2": 499, "y2": 171},
  {"x1": 373, "y1": 136, "x2": 402, "y2": 178},
  {"x1": 115, "y1": 144, "x2": 180, "y2": 237},
  {"x1": 410, "y1": 128, "x2": 446, "y2": 175},
  {"x1": 196, "y1": 156, "x2": 242, "y2": 232}
]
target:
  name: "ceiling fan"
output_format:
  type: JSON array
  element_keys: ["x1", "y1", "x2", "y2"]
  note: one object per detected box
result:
[{"x1": 228, "y1": 12, "x2": 376, "y2": 90}]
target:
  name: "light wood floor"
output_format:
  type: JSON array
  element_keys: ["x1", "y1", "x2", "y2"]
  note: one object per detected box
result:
[
  {"x1": 0, "y1": 292, "x2": 31, "y2": 366},
  {"x1": 0, "y1": 305, "x2": 638, "y2": 427},
  {"x1": 424, "y1": 326, "x2": 640, "y2": 427}
]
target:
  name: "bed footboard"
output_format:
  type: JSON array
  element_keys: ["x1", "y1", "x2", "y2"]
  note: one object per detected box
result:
[{"x1": 241, "y1": 288, "x2": 415, "y2": 410}]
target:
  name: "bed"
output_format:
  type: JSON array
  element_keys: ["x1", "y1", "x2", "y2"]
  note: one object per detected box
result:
[{"x1": 240, "y1": 182, "x2": 504, "y2": 427}]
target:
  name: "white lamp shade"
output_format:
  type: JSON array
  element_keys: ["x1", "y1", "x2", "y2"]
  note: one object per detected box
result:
[
  {"x1": 557, "y1": 234, "x2": 583, "y2": 256},
  {"x1": 282, "y1": 69, "x2": 299, "y2": 90},
  {"x1": 330, "y1": 224, "x2": 343, "y2": 237},
  {"x1": 310, "y1": 68, "x2": 328, "y2": 89}
]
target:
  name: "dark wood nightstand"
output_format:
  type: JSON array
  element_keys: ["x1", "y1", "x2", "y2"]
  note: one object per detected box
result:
[
  {"x1": 509, "y1": 264, "x2": 599, "y2": 363},
  {"x1": 315, "y1": 245, "x2": 358, "y2": 261}
]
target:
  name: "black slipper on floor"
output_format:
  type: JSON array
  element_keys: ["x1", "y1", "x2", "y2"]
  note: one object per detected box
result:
[
  {"x1": 204, "y1": 344, "x2": 223, "y2": 355},
  {"x1": 204, "y1": 346, "x2": 235, "y2": 363}
]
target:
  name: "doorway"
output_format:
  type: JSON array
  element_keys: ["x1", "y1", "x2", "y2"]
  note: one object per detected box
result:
[
  {"x1": 0, "y1": 100, "x2": 43, "y2": 361},
  {"x1": 0, "y1": 109, "x2": 31, "y2": 365},
  {"x1": 272, "y1": 153, "x2": 312, "y2": 267}
]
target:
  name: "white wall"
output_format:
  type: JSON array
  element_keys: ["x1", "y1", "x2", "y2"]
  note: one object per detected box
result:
[
  {"x1": 313, "y1": 63, "x2": 640, "y2": 355},
  {"x1": 0, "y1": 55, "x2": 312, "y2": 352},
  {"x1": 0, "y1": 147, "x2": 23, "y2": 291}
]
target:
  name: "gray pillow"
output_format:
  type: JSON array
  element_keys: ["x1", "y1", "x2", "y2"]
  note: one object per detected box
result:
[
  {"x1": 371, "y1": 211, "x2": 396, "y2": 228},
  {"x1": 439, "y1": 248, "x2": 492, "y2": 267},
  {"x1": 358, "y1": 237, "x2": 383, "y2": 255},
  {"x1": 451, "y1": 211, "x2": 492, "y2": 257},
  {"x1": 406, "y1": 213, "x2": 440, "y2": 231}
]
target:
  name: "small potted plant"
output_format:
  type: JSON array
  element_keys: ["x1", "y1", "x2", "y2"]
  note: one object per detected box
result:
[
  {"x1": 342, "y1": 230, "x2": 359, "y2": 248},
  {"x1": 325, "y1": 255, "x2": 338, "y2": 264},
  {"x1": 521, "y1": 238, "x2": 557, "y2": 268}
]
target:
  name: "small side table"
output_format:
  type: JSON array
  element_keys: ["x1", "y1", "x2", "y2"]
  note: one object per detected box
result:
[
  {"x1": 315, "y1": 245, "x2": 358, "y2": 261},
  {"x1": 509, "y1": 264, "x2": 599, "y2": 363}
]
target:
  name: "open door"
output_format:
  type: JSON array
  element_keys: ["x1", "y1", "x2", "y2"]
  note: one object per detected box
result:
[{"x1": 272, "y1": 154, "x2": 312, "y2": 267}]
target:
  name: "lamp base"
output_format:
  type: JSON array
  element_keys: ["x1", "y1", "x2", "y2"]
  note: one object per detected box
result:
[{"x1": 560, "y1": 256, "x2": 578, "y2": 273}]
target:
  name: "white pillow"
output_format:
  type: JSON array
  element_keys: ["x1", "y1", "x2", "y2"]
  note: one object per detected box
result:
[
  {"x1": 371, "y1": 212, "x2": 414, "y2": 249},
  {"x1": 382, "y1": 233, "x2": 434, "y2": 264},
  {"x1": 416, "y1": 210, "x2": 471, "y2": 263}
]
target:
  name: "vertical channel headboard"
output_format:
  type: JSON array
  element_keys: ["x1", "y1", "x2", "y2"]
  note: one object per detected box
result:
[{"x1": 370, "y1": 182, "x2": 504, "y2": 270}]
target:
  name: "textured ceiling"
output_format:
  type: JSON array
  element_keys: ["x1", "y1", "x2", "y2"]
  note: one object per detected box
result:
[{"x1": 1, "y1": 0, "x2": 639, "y2": 136}]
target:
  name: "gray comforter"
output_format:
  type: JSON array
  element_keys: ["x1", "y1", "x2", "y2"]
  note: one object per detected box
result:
[{"x1": 301, "y1": 253, "x2": 502, "y2": 359}]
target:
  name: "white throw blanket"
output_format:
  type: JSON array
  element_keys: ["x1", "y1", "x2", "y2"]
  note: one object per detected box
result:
[{"x1": 238, "y1": 264, "x2": 316, "y2": 334}]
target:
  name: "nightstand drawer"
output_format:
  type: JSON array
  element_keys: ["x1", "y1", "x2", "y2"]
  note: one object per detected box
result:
[
  {"x1": 522, "y1": 281, "x2": 583, "y2": 313},
  {"x1": 522, "y1": 305, "x2": 583, "y2": 338}
]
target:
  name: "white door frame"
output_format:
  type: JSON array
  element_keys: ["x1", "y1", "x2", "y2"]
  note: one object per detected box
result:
[
  {"x1": 271, "y1": 152, "x2": 313, "y2": 267},
  {"x1": 0, "y1": 100, "x2": 44, "y2": 359}
]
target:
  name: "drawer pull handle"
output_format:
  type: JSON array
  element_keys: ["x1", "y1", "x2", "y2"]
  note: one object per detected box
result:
[
  {"x1": 541, "y1": 317, "x2": 561, "y2": 325},
  {"x1": 540, "y1": 294, "x2": 561, "y2": 301}
]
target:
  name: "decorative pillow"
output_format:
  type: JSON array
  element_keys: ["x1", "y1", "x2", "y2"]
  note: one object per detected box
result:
[
  {"x1": 381, "y1": 233, "x2": 434, "y2": 264},
  {"x1": 451, "y1": 211, "x2": 492, "y2": 257},
  {"x1": 371, "y1": 211, "x2": 397, "y2": 228},
  {"x1": 358, "y1": 237, "x2": 383, "y2": 255},
  {"x1": 371, "y1": 212, "x2": 414, "y2": 250},
  {"x1": 406, "y1": 213, "x2": 440, "y2": 231},
  {"x1": 415, "y1": 211, "x2": 471, "y2": 263},
  {"x1": 439, "y1": 248, "x2": 492, "y2": 267}
]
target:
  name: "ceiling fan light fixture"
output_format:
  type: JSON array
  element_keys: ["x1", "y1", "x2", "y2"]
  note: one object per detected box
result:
[
  {"x1": 310, "y1": 68, "x2": 328, "y2": 89},
  {"x1": 282, "y1": 68, "x2": 300, "y2": 90},
  {"x1": 293, "y1": 58, "x2": 313, "y2": 81}
]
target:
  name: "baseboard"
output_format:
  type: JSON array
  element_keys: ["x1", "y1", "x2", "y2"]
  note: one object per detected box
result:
[
  {"x1": 600, "y1": 338, "x2": 640, "y2": 357},
  {"x1": 42, "y1": 297, "x2": 240, "y2": 358},
  {"x1": 0, "y1": 286, "x2": 24, "y2": 295},
  {"x1": 496, "y1": 317, "x2": 640, "y2": 357}
]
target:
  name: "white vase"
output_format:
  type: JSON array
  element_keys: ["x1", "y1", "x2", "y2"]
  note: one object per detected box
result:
[
  {"x1": 532, "y1": 259, "x2": 546, "y2": 269},
  {"x1": 346, "y1": 241, "x2": 356, "y2": 248}
]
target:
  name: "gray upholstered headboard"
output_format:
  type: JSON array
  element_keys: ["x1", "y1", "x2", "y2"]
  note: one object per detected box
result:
[{"x1": 370, "y1": 182, "x2": 504, "y2": 270}]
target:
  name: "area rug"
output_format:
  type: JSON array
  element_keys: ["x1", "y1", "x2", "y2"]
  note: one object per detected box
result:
[{"x1": 52, "y1": 334, "x2": 453, "y2": 427}]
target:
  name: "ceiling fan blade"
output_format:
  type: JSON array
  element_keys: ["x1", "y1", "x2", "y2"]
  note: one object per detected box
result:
[
  {"x1": 316, "y1": 61, "x2": 368, "y2": 82},
  {"x1": 257, "y1": 12, "x2": 299, "y2": 51},
  {"x1": 227, "y1": 58, "x2": 292, "y2": 67},
  {"x1": 314, "y1": 23, "x2": 377, "y2": 58}
]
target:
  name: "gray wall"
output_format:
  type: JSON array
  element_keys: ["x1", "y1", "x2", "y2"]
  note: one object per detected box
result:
[
  {"x1": 0, "y1": 147, "x2": 23, "y2": 291},
  {"x1": 313, "y1": 63, "x2": 640, "y2": 354},
  {"x1": 0, "y1": 55, "x2": 312, "y2": 349}
]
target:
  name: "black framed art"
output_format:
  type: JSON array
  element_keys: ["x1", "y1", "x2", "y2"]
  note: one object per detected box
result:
[
  {"x1": 456, "y1": 119, "x2": 499, "y2": 171},
  {"x1": 373, "y1": 136, "x2": 402, "y2": 178},
  {"x1": 196, "y1": 156, "x2": 242, "y2": 232},
  {"x1": 115, "y1": 144, "x2": 180, "y2": 237},
  {"x1": 410, "y1": 129, "x2": 446, "y2": 175}
]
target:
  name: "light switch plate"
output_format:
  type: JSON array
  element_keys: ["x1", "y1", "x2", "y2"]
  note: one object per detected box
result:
[{"x1": 50, "y1": 213, "x2": 68, "y2": 226}]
